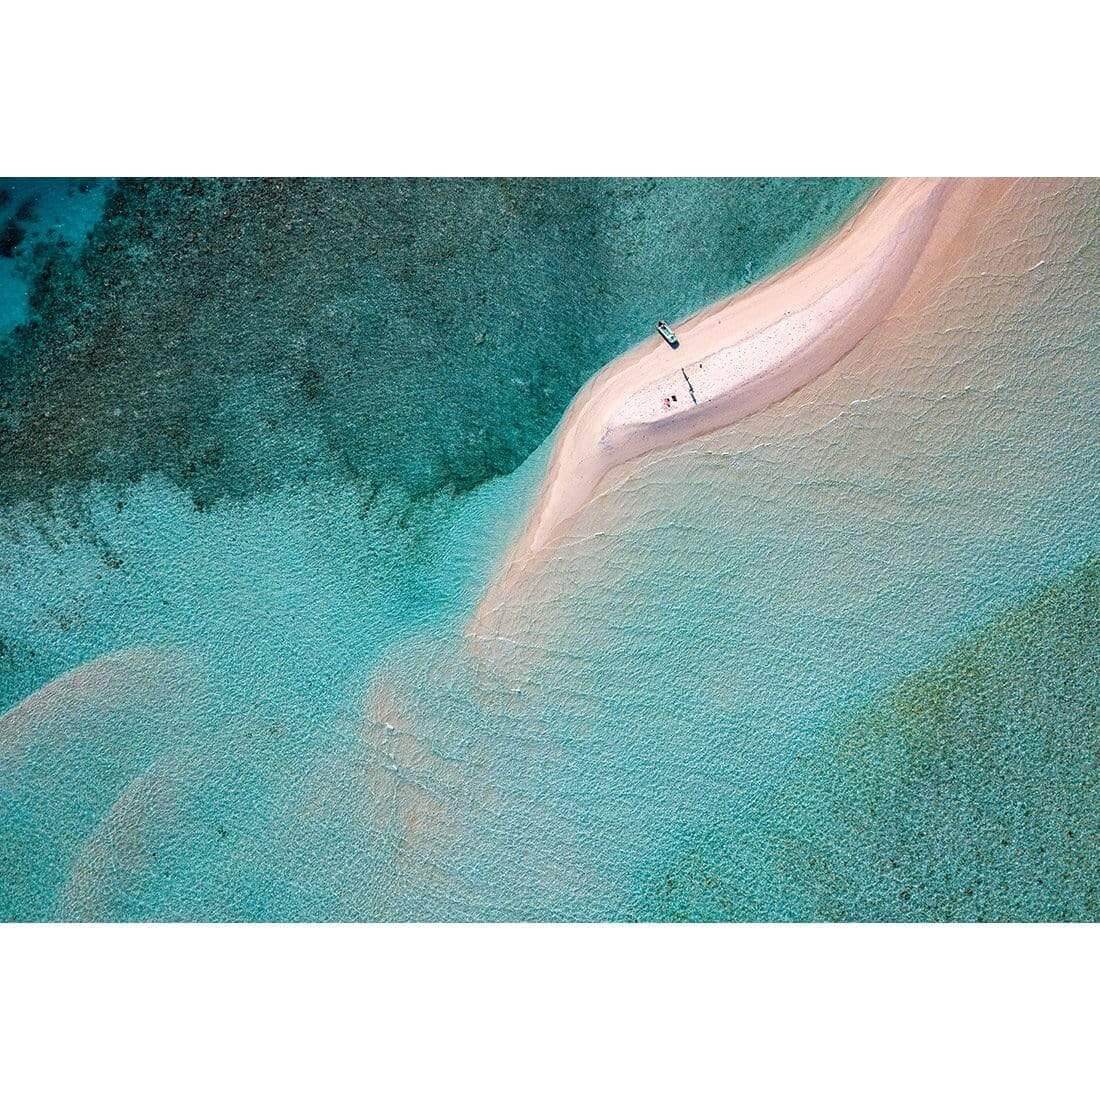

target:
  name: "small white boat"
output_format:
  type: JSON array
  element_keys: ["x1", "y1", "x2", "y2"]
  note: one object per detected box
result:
[{"x1": 656, "y1": 320, "x2": 679, "y2": 349}]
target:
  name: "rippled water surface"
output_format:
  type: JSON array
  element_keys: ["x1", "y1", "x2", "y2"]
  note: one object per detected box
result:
[{"x1": 2, "y1": 178, "x2": 1096, "y2": 920}]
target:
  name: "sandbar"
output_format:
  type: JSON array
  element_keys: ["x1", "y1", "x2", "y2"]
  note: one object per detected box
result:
[{"x1": 480, "y1": 178, "x2": 955, "y2": 611}]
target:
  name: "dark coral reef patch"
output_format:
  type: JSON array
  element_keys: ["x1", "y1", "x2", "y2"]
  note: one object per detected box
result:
[{"x1": 0, "y1": 178, "x2": 873, "y2": 514}]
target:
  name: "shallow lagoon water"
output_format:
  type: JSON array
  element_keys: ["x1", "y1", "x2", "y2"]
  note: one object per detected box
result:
[
  {"x1": 0, "y1": 455, "x2": 548, "y2": 918},
  {"x1": 393, "y1": 179, "x2": 1100, "y2": 920},
  {"x1": 1, "y1": 178, "x2": 1097, "y2": 920},
  {"x1": 2, "y1": 177, "x2": 872, "y2": 919}
]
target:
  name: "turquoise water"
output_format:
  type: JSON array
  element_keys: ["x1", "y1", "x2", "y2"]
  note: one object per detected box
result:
[
  {"x1": 0, "y1": 178, "x2": 873, "y2": 509},
  {"x1": 643, "y1": 557, "x2": 1099, "y2": 921},
  {"x1": 0, "y1": 464, "x2": 544, "y2": 918},
  {"x1": 1, "y1": 178, "x2": 1097, "y2": 921},
  {"x1": 1, "y1": 177, "x2": 875, "y2": 919},
  {"x1": 0, "y1": 179, "x2": 111, "y2": 338}
]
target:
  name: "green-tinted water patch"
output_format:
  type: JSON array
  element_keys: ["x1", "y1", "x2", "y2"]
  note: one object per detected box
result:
[{"x1": 642, "y1": 556, "x2": 1100, "y2": 921}]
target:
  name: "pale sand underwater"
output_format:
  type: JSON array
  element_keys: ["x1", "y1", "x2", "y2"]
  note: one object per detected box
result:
[
  {"x1": 364, "y1": 179, "x2": 1098, "y2": 917},
  {"x1": 3, "y1": 180, "x2": 1097, "y2": 919}
]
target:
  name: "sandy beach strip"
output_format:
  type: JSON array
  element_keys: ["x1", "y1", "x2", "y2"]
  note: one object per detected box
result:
[{"x1": 478, "y1": 178, "x2": 955, "y2": 610}]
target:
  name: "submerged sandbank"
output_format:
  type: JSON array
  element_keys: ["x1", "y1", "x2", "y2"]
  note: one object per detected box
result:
[{"x1": 478, "y1": 179, "x2": 954, "y2": 614}]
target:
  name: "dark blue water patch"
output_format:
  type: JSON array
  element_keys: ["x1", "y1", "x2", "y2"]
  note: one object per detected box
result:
[
  {"x1": 0, "y1": 178, "x2": 874, "y2": 514},
  {"x1": 0, "y1": 179, "x2": 112, "y2": 339}
]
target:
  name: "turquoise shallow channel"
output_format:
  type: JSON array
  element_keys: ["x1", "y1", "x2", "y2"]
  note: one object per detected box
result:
[{"x1": 1, "y1": 177, "x2": 1097, "y2": 921}]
